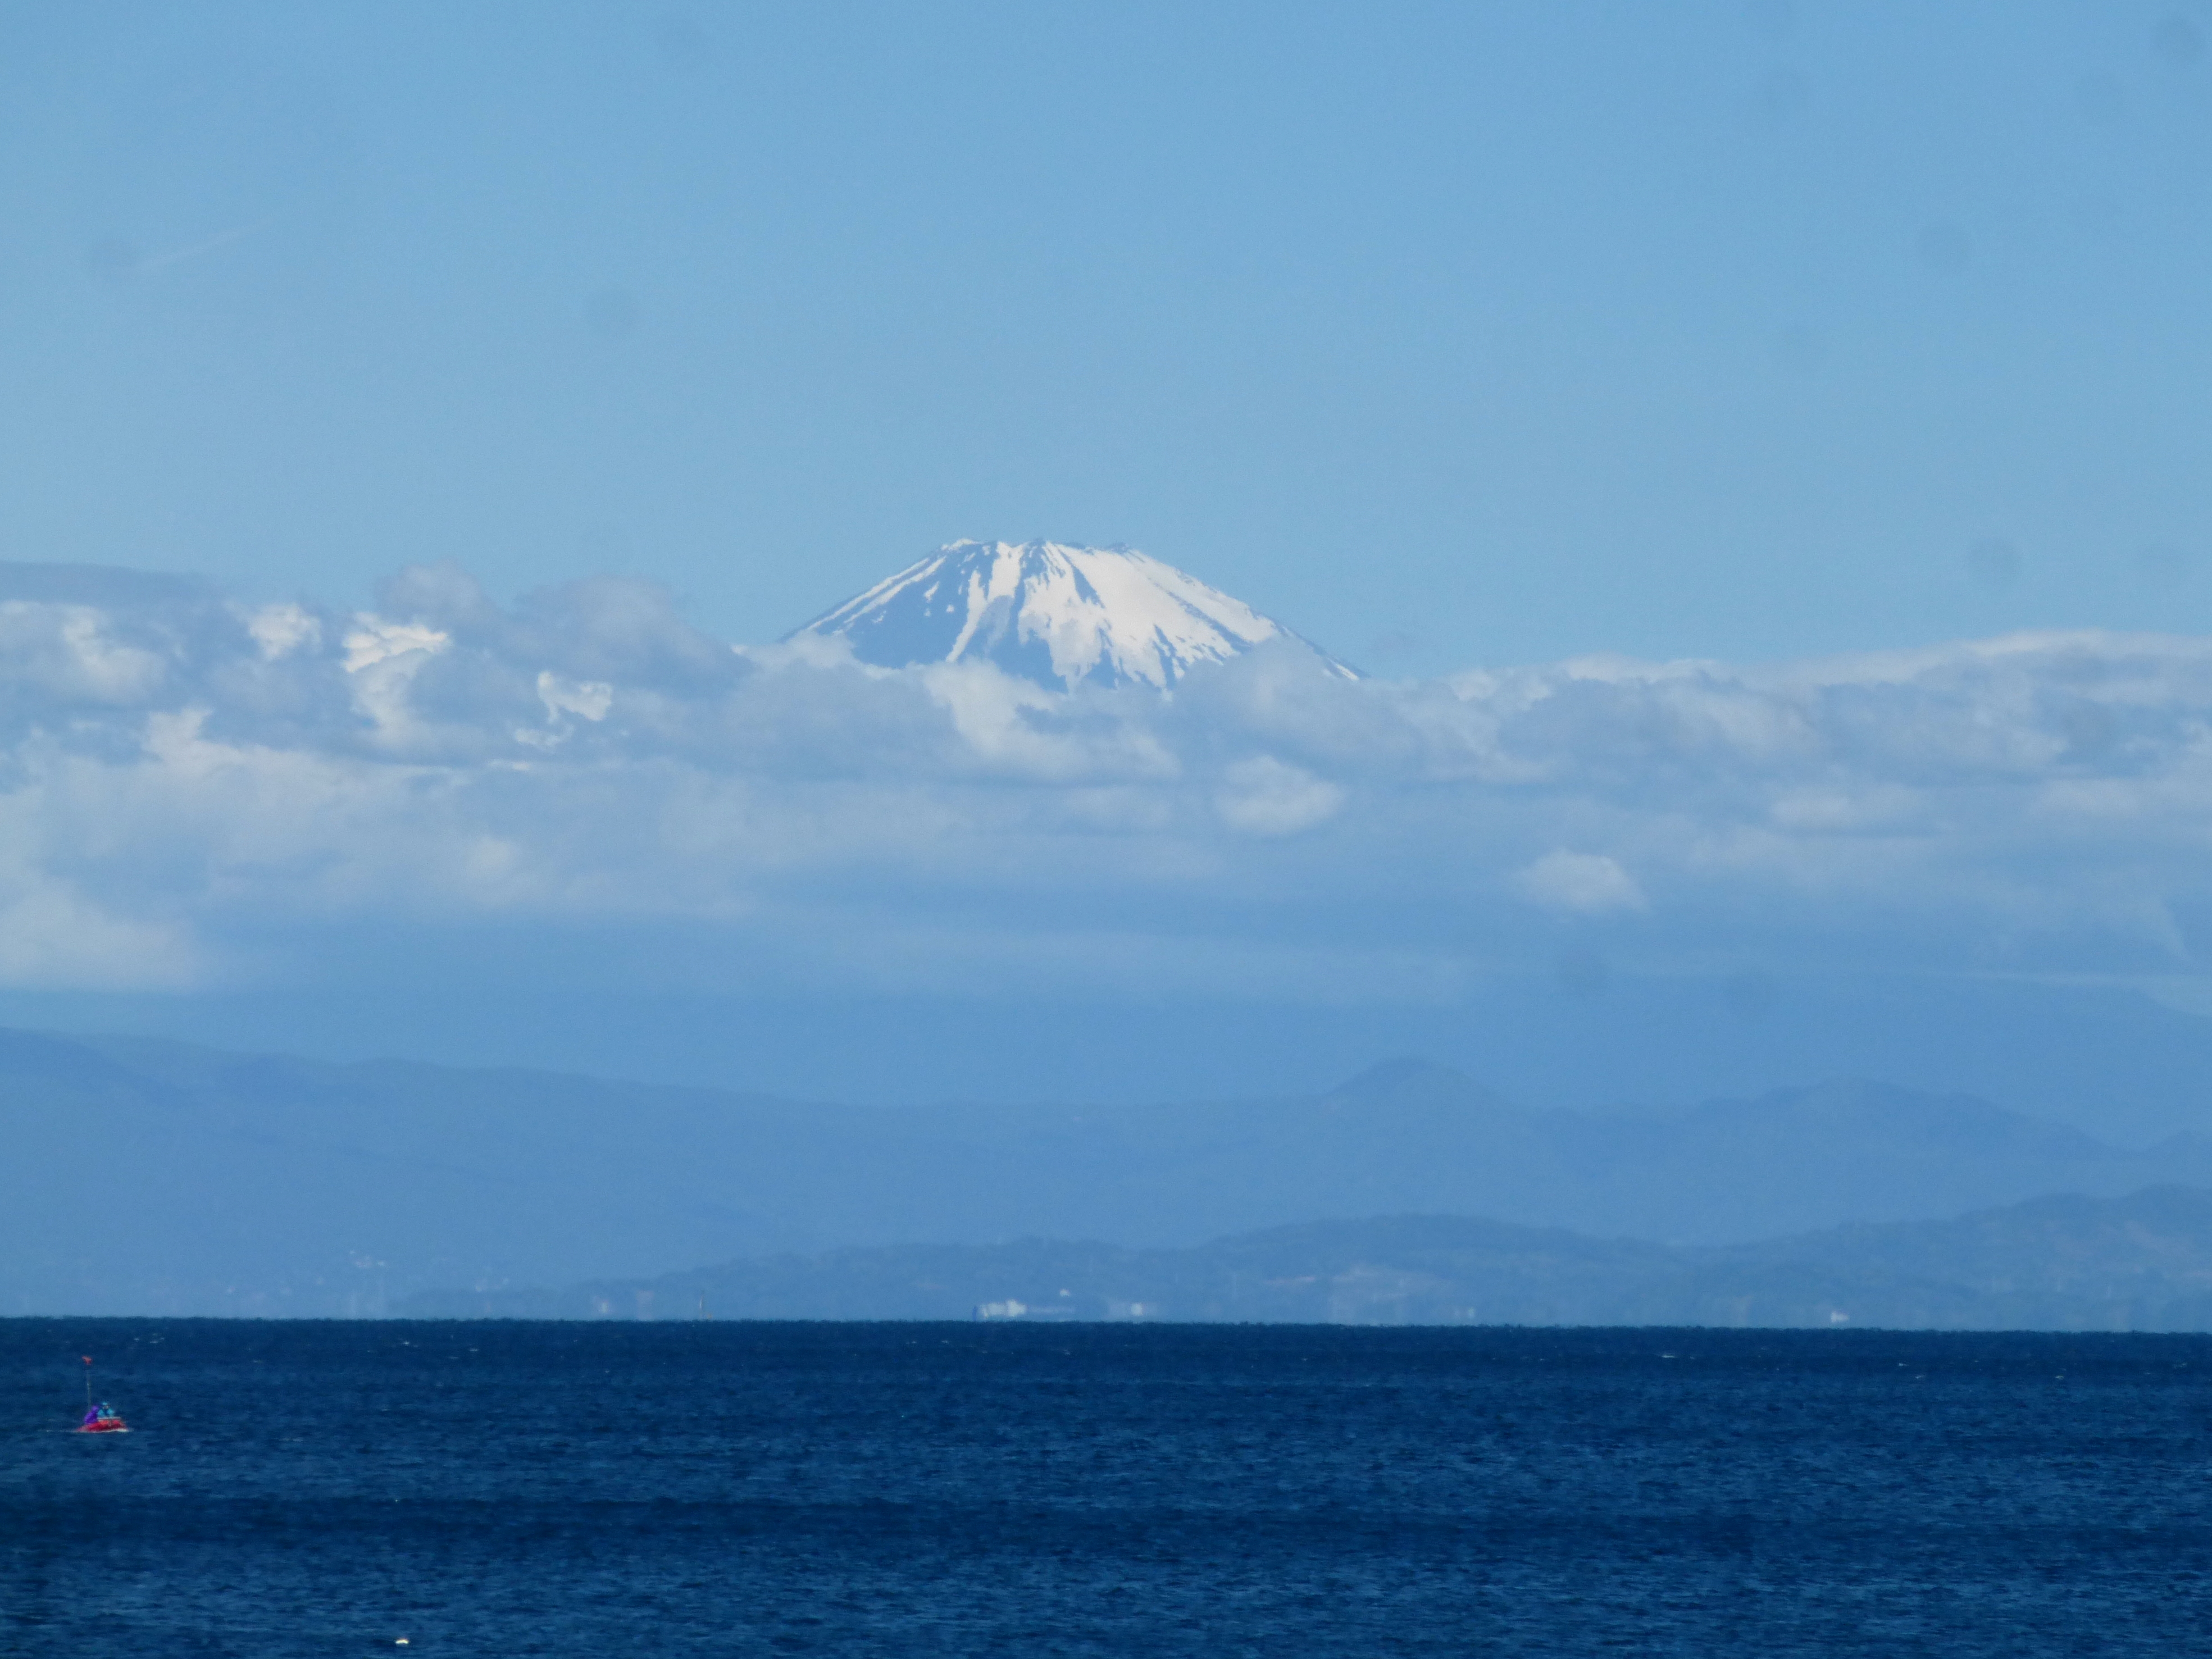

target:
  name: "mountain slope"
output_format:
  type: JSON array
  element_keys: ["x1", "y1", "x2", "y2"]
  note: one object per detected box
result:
[{"x1": 786, "y1": 539, "x2": 1354, "y2": 689}]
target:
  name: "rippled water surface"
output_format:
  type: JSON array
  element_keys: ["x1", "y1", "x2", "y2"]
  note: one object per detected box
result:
[{"x1": 4, "y1": 1320, "x2": 2210, "y2": 1655}]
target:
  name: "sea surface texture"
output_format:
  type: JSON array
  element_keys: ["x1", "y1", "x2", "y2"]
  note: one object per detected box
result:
[{"x1": 3, "y1": 1320, "x2": 2209, "y2": 1656}]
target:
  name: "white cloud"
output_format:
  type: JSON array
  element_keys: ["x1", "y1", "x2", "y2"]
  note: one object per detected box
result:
[
  {"x1": 1216, "y1": 756, "x2": 1344, "y2": 836},
  {"x1": 536, "y1": 671, "x2": 613, "y2": 723},
  {"x1": 0, "y1": 601, "x2": 167, "y2": 704},
  {"x1": 244, "y1": 603, "x2": 322, "y2": 661},
  {"x1": 1514, "y1": 850, "x2": 1647, "y2": 915},
  {"x1": 0, "y1": 806, "x2": 200, "y2": 988},
  {"x1": 342, "y1": 616, "x2": 449, "y2": 673},
  {"x1": 3, "y1": 566, "x2": 2212, "y2": 999}
]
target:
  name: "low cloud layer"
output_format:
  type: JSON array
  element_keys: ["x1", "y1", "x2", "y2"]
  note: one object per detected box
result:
[{"x1": 4, "y1": 560, "x2": 2211, "y2": 1004}]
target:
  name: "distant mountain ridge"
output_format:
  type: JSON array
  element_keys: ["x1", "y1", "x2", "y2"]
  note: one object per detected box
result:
[
  {"x1": 11, "y1": 1028, "x2": 2212, "y2": 1315},
  {"x1": 786, "y1": 539, "x2": 1356, "y2": 689},
  {"x1": 408, "y1": 1187, "x2": 2212, "y2": 1332}
]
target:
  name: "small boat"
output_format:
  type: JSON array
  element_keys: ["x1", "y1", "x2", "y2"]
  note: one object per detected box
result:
[{"x1": 74, "y1": 1355, "x2": 128, "y2": 1434}]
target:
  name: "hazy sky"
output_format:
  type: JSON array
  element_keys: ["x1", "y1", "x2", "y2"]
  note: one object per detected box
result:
[
  {"x1": 6, "y1": 2, "x2": 2212, "y2": 673},
  {"x1": 6, "y1": 4, "x2": 2212, "y2": 1116}
]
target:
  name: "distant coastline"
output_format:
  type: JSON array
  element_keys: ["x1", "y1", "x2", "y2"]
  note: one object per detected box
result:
[{"x1": 398, "y1": 1186, "x2": 2212, "y2": 1333}]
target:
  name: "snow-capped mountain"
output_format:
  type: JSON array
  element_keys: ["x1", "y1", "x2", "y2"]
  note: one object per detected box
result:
[{"x1": 787, "y1": 540, "x2": 1354, "y2": 690}]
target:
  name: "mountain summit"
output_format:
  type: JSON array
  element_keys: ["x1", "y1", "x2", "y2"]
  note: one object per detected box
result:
[{"x1": 787, "y1": 540, "x2": 1354, "y2": 690}]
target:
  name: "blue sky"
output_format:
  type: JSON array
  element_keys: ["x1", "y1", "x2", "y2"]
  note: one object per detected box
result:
[
  {"x1": 6, "y1": 2, "x2": 2212, "y2": 670},
  {"x1": 6, "y1": 3, "x2": 2212, "y2": 1121}
]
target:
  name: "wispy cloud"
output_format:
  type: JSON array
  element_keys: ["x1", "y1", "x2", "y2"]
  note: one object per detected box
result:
[{"x1": 136, "y1": 220, "x2": 270, "y2": 274}]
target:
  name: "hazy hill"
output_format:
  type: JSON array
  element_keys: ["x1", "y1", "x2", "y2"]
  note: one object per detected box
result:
[
  {"x1": 408, "y1": 1188, "x2": 2212, "y2": 1332},
  {"x1": 10, "y1": 1027, "x2": 2212, "y2": 1315},
  {"x1": 977, "y1": 1060, "x2": 2199, "y2": 1247}
]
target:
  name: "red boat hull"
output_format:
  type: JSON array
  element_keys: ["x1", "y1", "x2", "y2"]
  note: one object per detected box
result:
[{"x1": 76, "y1": 1419, "x2": 128, "y2": 1434}]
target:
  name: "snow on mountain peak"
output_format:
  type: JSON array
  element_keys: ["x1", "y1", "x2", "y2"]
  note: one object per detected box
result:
[{"x1": 786, "y1": 540, "x2": 1354, "y2": 690}]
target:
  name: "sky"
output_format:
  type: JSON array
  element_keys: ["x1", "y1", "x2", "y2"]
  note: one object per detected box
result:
[
  {"x1": 7, "y1": 2, "x2": 2212, "y2": 669},
  {"x1": 4, "y1": 3, "x2": 2212, "y2": 1122}
]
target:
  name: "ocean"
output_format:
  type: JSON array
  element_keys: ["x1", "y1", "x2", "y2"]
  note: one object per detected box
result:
[{"x1": 3, "y1": 1320, "x2": 2209, "y2": 1655}]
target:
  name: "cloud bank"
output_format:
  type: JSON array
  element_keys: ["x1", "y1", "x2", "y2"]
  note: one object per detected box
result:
[{"x1": 3, "y1": 560, "x2": 2211, "y2": 1004}]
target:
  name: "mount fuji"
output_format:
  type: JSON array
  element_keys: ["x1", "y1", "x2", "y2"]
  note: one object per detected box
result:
[{"x1": 786, "y1": 540, "x2": 1356, "y2": 691}]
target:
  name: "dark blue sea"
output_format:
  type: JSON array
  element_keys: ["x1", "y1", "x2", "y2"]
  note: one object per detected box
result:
[{"x1": 4, "y1": 1321, "x2": 2210, "y2": 1655}]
